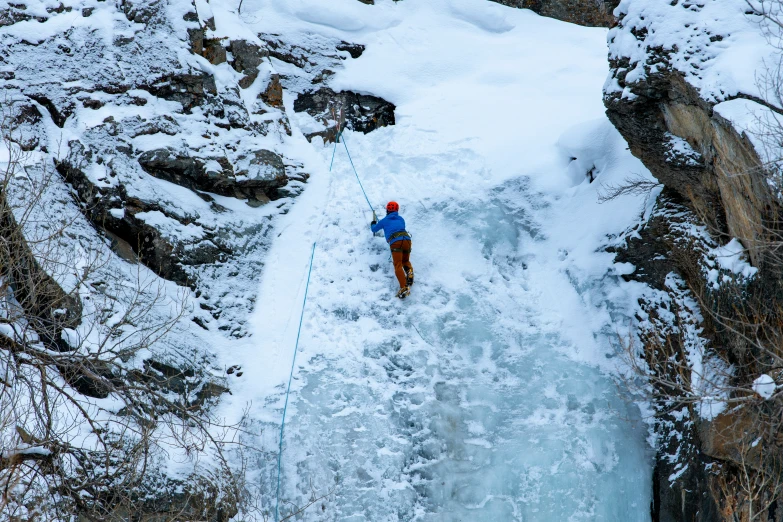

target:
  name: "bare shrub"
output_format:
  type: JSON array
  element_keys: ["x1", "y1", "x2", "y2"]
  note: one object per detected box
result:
[
  {"x1": 618, "y1": 268, "x2": 783, "y2": 521},
  {"x1": 0, "y1": 104, "x2": 249, "y2": 520},
  {"x1": 597, "y1": 173, "x2": 662, "y2": 205}
]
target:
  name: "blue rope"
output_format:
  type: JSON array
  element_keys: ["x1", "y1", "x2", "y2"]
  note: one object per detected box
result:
[
  {"x1": 340, "y1": 132, "x2": 375, "y2": 213},
  {"x1": 329, "y1": 136, "x2": 338, "y2": 172},
  {"x1": 274, "y1": 241, "x2": 317, "y2": 522}
]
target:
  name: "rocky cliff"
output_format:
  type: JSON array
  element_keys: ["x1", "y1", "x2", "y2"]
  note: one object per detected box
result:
[
  {"x1": 0, "y1": 0, "x2": 395, "y2": 518},
  {"x1": 605, "y1": 0, "x2": 783, "y2": 519}
]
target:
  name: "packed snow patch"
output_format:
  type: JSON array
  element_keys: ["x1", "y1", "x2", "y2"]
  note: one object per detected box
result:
[
  {"x1": 664, "y1": 133, "x2": 703, "y2": 167},
  {"x1": 713, "y1": 238, "x2": 758, "y2": 277},
  {"x1": 705, "y1": 238, "x2": 758, "y2": 287},
  {"x1": 608, "y1": 0, "x2": 772, "y2": 102},
  {"x1": 753, "y1": 374, "x2": 777, "y2": 399}
]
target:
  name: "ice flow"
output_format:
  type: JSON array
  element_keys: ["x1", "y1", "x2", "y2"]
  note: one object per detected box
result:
[
  {"x1": 221, "y1": 0, "x2": 656, "y2": 520},
  {"x1": 265, "y1": 171, "x2": 652, "y2": 521}
]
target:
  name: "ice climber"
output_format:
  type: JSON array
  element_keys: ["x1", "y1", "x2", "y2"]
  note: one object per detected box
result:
[{"x1": 371, "y1": 201, "x2": 414, "y2": 299}]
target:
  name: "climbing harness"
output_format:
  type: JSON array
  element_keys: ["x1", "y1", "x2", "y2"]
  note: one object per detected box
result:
[
  {"x1": 274, "y1": 241, "x2": 316, "y2": 522},
  {"x1": 387, "y1": 230, "x2": 411, "y2": 245}
]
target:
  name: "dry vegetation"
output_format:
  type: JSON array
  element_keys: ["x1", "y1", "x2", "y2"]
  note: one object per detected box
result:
[{"x1": 0, "y1": 107, "x2": 252, "y2": 520}]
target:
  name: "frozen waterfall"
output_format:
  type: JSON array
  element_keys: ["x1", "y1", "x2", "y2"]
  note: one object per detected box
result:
[{"x1": 219, "y1": 0, "x2": 655, "y2": 520}]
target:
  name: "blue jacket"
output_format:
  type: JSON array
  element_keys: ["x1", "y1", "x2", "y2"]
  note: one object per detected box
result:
[{"x1": 371, "y1": 212, "x2": 411, "y2": 245}]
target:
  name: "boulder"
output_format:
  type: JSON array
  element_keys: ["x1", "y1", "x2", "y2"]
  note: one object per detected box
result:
[
  {"x1": 489, "y1": 0, "x2": 618, "y2": 27},
  {"x1": 147, "y1": 72, "x2": 217, "y2": 113},
  {"x1": 260, "y1": 73, "x2": 284, "y2": 108},
  {"x1": 203, "y1": 37, "x2": 227, "y2": 65},
  {"x1": 8, "y1": 102, "x2": 44, "y2": 150},
  {"x1": 294, "y1": 87, "x2": 396, "y2": 142},
  {"x1": 229, "y1": 39, "x2": 268, "y2": 89},
  {"x1": 138, "y1": 147, "x2": 286, "y2": 201}
]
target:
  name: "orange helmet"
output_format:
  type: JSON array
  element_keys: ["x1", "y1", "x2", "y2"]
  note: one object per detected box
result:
[{"x1": 386, "y1": 201, "x2": 399, "y2": 213}]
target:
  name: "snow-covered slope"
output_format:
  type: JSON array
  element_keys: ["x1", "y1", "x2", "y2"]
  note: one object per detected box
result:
[
  {"x1": 1, "y1": 0, "x2": 665, "y2": 519},
  {"x1": 217, "y1": 1, "x2": 656, "y2": 520}
]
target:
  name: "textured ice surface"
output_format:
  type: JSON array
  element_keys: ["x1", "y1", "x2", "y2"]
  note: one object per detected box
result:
[
  {"x1": 231, "y1": 133, "x2": 654, "y2": 520},
  {"x1": 216, "y1": 1, "x2": 655, "y2": 520},
  {"x1": 260, "y1": 177, "x2": 651, "y2": 521}
]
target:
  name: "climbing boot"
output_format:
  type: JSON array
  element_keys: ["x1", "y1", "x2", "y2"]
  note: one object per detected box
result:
[
  {"x1": 405, "y1": 267, "x2": 414, "y2": 287},
  {"x1": 396, "y1": 286, "x2": 410, "y2": 299}
]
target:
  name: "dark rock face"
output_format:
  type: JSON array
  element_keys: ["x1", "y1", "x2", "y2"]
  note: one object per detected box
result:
[
  {"x1": 147, "y1": 72, "x2": 218, "y2": 113},
  {"x1": 229, "y1": 39, "x2": 268, "y2": 88},
  {"x1": 614, "y1": 193, "x2": 783, "y2": 521},
  {"x1": 138, "y1": 147, "x2": 286, "y2": 200},
  {"x1": 28, "y1": 93, "x2": 73, "y2": 128},
  {"x1": 8, "y1": 102, "x2": 44, "y2": 150},
  {"x1": 0, "y1": 196, "x2": 82, "y2": 351},
  {"x1": 614, "y1": 194, "x2": 721, "y2": 521},
  {"x1": 260, "y1": 73, "x2": 285, "y2": 108},
  {"x1": 56, "y1": 148, "x2": 214, "y2": 288},
  {"x1": 605, "y1": 68, "x2": 772, "y2": 267},
  {"x1": 259, "y1": 32, "x2": 365, "y2": 91},
  {"x1": 605, "y1": 6, "x2": 783, "y2": 520},
  {"x1": 294, "y1": 87, "x2": 396, "y2": 142},
  {"x1": 336, "y1": 42, "x2": 365, "y2": 59},
  {"x1": 258, "y1": 32, "x2": 394, "y2": 141},
  {"x1": 110, "y1": 472, "x2": 239, "y2": 522},
  {"x1": 490, "y1": 0, "x2": 619, "y2": 27}
]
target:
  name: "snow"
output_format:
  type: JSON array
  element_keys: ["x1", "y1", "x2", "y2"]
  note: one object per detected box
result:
[
  {"x1": 703, "y1": 236, "x2": 758, "y2": 289},
  {"x1": 753, "y1": 373, "x2": 776, "y2": 399},
  {"x1": 135, "y1": 210, "x2": 206, "y2": 242},
  {"x1": 60, "y1": 328, "x2": 80, "y2": 348},
  {"x1": 212, "y1": 0, "x2": 654, "y2": 519},
  {"x1": 608, "y1": 0, "x2": 773, "y2": 103},
  {"x1": 1, "y1": 447, "x2": 52, "y2": 458},
  {"x1": 712, "y1": 238, "x2": 759, "y2": 279},
  {"x1": 557, "y1": 118, "x2": 629, "y2": 186},
  {"x1": 0, "y1": 0, "x2": 692, "y2": 516},
  {"x1": 0, "y1": 323, "x2": 17, "y2": 340},
  {"x1": 664, "y1": 133, "x2": 703, "y2": 167}
]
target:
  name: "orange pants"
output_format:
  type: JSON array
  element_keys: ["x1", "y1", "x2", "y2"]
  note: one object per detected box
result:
[{"x1": 391, "y1": 239, "x2": 412, "y2": 288}]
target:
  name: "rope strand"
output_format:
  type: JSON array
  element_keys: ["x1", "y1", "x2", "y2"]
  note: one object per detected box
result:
[
  {"x1": 329, "y1": 136, "x2": 338, "y2": 172},
  {"x1": 275, "y1": 129, "x2": 373, "y2": 519},
  {"x1": 274, "y1": 241, "x2": 317, "y2": 522},
  {"x1": 340, "y1": 132, "x2": 375, "y2": 212}
]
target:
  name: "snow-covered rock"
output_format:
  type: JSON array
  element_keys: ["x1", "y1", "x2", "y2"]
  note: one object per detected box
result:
[
  {"x1": 605, "y1": 0, "x2": 777, "y2": 267},
  {"x1": 0, "y1": 0, "x2": 398, "y2": 517},
  {"x1": 753, "y1": 373, "x2": 776, "y2": 399},
  {"x1": 605, "y1": 0, "x2": 783, "y2": 519},
  {"x1": 490, "y1": 0, "x2": 618, "y2": 27}
]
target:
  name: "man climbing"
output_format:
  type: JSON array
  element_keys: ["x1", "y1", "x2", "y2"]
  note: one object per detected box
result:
[{"x1": 371, "y1": 201, "x2": 414, "y2": 299}]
